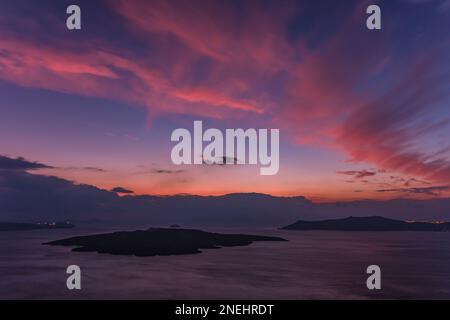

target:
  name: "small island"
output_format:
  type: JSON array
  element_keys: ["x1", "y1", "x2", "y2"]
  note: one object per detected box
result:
[
  {"x1": 44, "y1": 228, "x2": 287, "y2": 257},
  {"x1": 282, "y1": 216, "x2": 450, "y2": 232},
  {"x1": 0, "y1": 221, "x2": 74, "y2": 232}
]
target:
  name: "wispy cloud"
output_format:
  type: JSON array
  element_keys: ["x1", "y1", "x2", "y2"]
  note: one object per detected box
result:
[
  {"x1": 377, "y1": 185, "x2": 450, "y2": 196},
  {"x1": 63, "y1": 166, "x2": 107, "y2": 173},
  {"x1": 337, "y1": 170, "x2": 377, "y2": 179},
  {"x1": 153, "y1": 169, "x2": 184, "y2": 174},
  {"x1": 0, "y1": 0, "x2": 449, "y2": 197}
]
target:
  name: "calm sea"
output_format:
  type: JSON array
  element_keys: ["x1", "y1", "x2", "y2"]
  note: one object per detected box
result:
[{"x1": 1, "y1": 224, "x2": 450, "y2": 299}]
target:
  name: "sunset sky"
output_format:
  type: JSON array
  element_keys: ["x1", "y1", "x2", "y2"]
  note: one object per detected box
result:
[{"x1": 1, "y1": 0, "x2": 449, "y2": 201}]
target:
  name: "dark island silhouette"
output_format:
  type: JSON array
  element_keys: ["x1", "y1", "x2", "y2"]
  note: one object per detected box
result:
[
  {"x1": 44, "y1": 228, "x2": 287, "y2": 257},
  {"x1": 282, "y1": 216, "x2": 450, "y2": 231},
  {"x1": 0, "y1": 222, "x2": 74, "y2": 232}
]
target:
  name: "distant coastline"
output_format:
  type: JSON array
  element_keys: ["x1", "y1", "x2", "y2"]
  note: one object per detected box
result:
[
  {"x1": 282, "y1": 216, "x2": 450, "y2": 232},
  {"x1": 0, "y1": 221, "x2": 74, "y2": 232}
]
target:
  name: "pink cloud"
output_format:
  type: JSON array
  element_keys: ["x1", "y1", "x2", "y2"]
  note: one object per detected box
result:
[
  {"x1": 1, "y1": 0, "x2": 449, "y2": 190},
  {"x1": 337, "y1": 47, "x2": 450, "y2": 183},
  {"x1": 173, "y1": 88, "x2": 263, "y2": 113},
  {"x1": 337, "y1": 170, "x2": 377, "y2": 179}
]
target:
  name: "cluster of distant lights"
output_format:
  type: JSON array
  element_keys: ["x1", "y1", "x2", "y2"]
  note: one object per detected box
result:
[
  {"x1": 36, "y1": 221, "x2": 72, "y2": 226},
  {"x1": 405, "y1": 220, "x2": 445, "y2": 224}
]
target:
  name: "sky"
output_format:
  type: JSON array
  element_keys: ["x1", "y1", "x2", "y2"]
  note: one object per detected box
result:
[{"x1": 0, "y1": 0, "x2": 449, "y2": 201}]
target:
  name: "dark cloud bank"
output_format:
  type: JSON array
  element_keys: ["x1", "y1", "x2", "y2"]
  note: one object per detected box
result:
[{"x1": 1, "y1": 155, "x2": 450, "y2": 227}]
